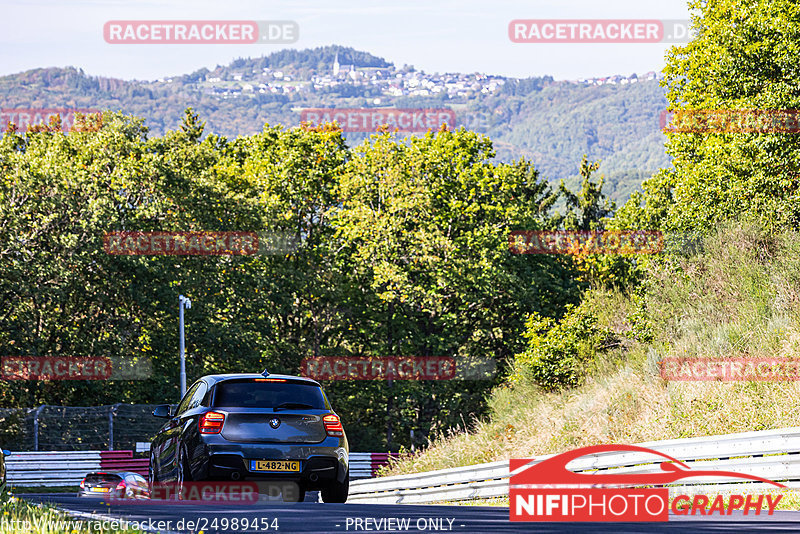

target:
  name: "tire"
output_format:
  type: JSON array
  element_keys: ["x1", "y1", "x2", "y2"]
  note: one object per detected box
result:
[
  {"x1": 148, "y1": 460, "x2": 157, "y2": 497},
  {"x1": 175, "y1": 446, "x2": 192, "y2": 500},
  {"x1": 281, "y1": 483, "x2": 306, "y2": 503},
  {"x1": 321, "y1": 472, "x2": 349, "y2": 503}
]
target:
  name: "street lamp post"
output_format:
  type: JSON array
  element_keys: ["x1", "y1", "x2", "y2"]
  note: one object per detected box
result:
[{"x1": 179, "y1": 294, "x2": 192, "y2": 398}]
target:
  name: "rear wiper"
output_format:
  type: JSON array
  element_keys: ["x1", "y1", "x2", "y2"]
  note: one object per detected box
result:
[{"x1": 273, "y1": 402, "x2": 313, "y2": 411}]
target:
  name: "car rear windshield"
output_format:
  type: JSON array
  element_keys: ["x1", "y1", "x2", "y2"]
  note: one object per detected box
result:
[
  {"x1": 84, "y1": 473, "x2": 122, "y2": 485},
  {"x1": 212, "y1": 379, "x2": 327, "y2": 409}
]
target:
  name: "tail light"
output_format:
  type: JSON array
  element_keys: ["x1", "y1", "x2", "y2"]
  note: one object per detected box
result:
[
  {"x1": 323, "y1": 414, "x2": 344, "y2": 437},
  {"x1": 79, "y1": 478, "x2": 85, "y2": 489},
  {"x1": 115, "y1": 480, "x2": 127, "y2": 495},
  {"x1": 199, "y1": 411, "x2": 226, "y2": 434}
]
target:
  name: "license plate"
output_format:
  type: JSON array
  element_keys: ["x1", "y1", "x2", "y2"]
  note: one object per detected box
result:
[
  {"x1": 90, "y1": 487, "x2": 110, "y2": 492},
  {"x1": 250, "y1": 460, "x2": 300, "y2": 472}
]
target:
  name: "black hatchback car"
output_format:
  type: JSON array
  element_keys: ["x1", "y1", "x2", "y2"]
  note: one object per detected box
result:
[{"x1": 149, "y1": 371, "x2": 349, "y2": 503}]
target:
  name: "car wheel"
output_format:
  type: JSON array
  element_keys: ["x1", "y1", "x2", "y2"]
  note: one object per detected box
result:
[
  {"x1": 148, "y1": 461, "x2": 157, "y2": 494},
  {"x1": 321, "y1": 472, "x2": 348, "y2": 503},
  {"x1": 176, "y1": 447, "x2": 192, "y2": 500}
]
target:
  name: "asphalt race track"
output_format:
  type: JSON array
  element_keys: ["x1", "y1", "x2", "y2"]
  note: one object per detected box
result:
[{"x1": 19, "y1": 494, "x2": 800, "y2": 533}]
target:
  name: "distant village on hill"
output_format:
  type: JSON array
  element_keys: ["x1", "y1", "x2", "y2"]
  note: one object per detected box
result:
[
  {"x1": 151, "y1": 52, "x2": 661, "y2": 100},
  {"x1": 575, "y1": 71, "x2": 660, "y2": 86},
  {"x1": 0, "y1": 45, "x2": 669, "y2": 205}
]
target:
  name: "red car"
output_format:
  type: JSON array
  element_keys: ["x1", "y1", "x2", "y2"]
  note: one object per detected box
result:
[{"x1": 78, "y1": 471, "x2": 150, "y2": 499}]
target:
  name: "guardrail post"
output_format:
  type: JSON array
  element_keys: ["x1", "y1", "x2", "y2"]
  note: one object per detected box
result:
[
  {"x1": 109, "y1": 403, "x2": 121, "y2": 450},
  {"x1": 32, "y1": 405, "x2": 45, "y2": 451}
]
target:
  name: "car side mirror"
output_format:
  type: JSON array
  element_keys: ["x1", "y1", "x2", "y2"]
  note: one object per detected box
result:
[{"x1": 152, "y1": 404, "x2": 172, "y2": 418}]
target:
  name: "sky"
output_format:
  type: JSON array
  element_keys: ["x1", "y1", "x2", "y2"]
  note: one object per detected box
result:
[{"x1": 0, "y1": 0, "x2": 692, "y2": 81}]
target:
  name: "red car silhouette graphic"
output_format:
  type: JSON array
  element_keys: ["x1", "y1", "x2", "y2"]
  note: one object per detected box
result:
[{"x1": 510, "y1": 444, "x2": 785, "y2": 487}]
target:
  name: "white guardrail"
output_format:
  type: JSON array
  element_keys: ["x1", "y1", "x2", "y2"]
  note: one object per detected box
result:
[
  {"x1": 349, "y1": 427, "x2": 800, "y2": 504},
  {"x1": 350, "y1": 453, "x2": 386, "y2": 479},
  {"x1": 5, "y1": 449, "x2": 393, "y2": 487},
  {"x1": 6, "y1": 451, "x2": 105, "y2": 487}
]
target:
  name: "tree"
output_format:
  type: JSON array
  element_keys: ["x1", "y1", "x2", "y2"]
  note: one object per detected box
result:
[
  {"x1": 632, "y1": 0, "x2": 800, "y2": 234},
  {"x1": 332, "y1": 128, "x2": 581, "y2": 447},
  {"x1": 0, "y1": 109, "x2": 592, "y2": 451},
  {"x1": 558, "y1": 156, "x2": 615, "y2": 231}
]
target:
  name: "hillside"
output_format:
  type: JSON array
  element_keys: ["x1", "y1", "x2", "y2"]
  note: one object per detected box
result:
[
  {"x1": 384, "y1": 225, "x2": 800, "y2": 475},
  {"x1": 0, "y1": 45, "x2": 668, "y2": 204},
  {"x1": 381, "y1": 0, "x2": 800, "y2": 478}
]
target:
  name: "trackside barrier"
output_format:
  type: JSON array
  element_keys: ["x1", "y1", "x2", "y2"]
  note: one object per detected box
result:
[
  {"x1": 7, "y1": 450, "x2": 148, "y2": 487},
  {"x1": 9, "y1": 445, "x2": 399, "y2": 487},
  {"x1": 348, "y1": 427, "x2": 800, "y2": 504},
  {"x1": 100, "y1": 450, "x2": 149, "y2": 476},
  {"x1": 349, "y1": 452, "x2": 400, "y2": 479}
]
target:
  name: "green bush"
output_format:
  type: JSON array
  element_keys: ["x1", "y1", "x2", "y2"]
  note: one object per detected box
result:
[
  {"x1": 625, "y1": 292, "x2": 655, "y2": 343},
  {"x1": 515, "y1": 304, "x2": 611, "y2": 390}
]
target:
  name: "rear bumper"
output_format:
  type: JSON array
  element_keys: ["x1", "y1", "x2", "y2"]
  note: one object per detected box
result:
[
  {"x1": 191, "y1": 436, "x2": 348, "y2": 488},
  {"x1": 77, "y1": 489, "x2": 119, "y2": 498}
]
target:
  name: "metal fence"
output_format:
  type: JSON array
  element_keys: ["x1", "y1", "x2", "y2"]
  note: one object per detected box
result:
[{"x1": 0, "y1": 405, "x2": 164, "y2": 451}]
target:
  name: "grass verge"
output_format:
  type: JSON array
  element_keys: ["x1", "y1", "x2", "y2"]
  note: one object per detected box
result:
[{"x1": 1, "y1": 494, "x2": 141, "y2": 533}]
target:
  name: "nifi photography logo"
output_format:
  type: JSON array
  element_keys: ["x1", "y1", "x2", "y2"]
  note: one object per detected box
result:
[{"x1": 509, "y1": 444, "x2": 784, "y2": 522}]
